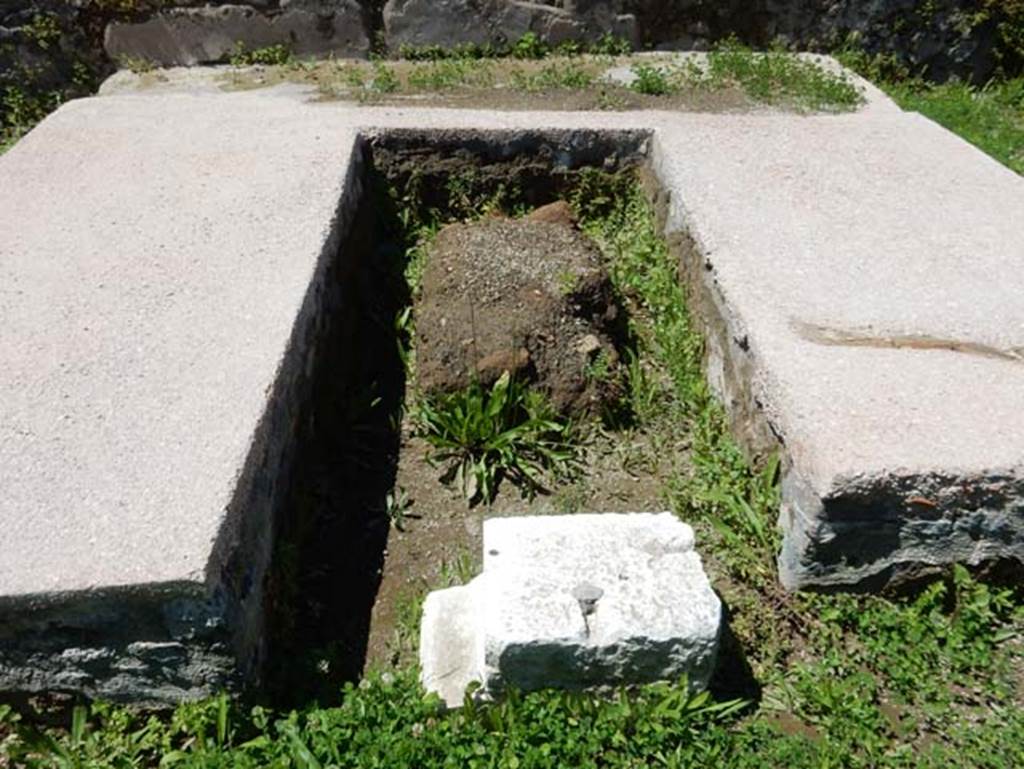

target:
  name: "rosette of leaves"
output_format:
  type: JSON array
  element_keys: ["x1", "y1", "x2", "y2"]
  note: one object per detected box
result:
[{"x1": 415, "y1": 371, "x2": 578, "y2": 504}]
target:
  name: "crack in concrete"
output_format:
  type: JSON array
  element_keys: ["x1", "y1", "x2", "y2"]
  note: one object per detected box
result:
[{"x1": 793, "y1": 321, "x2": 1024, "y2": 363}]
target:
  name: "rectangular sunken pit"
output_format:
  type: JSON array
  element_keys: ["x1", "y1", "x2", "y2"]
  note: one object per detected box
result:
[{"x1": 1, "y1": 89, "x2": 1022, "y2": 704}]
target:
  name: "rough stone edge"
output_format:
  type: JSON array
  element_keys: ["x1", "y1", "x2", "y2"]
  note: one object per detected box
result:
[
  {"x1": 0, "y1": 129, "x2": 366, "y2": 706},
  {"x1": 478, "y1": 514, "x2": 720, "y2": 695},
  {"x1": 361, "y1": 124, "x2": 653, "y2": 171},
  {"x1": 419, "y1": 584, "x2": 481, "y2": 710},
  {"x1": 779, "y1": 469, "x2": 1024, "y2": 591},
  {"x1": 640, "y1": 160, "x2": 781, "y2": 463},
  {"x1": 0, "y1": 581, "x2": 235, "y2": 707},
  {"x1": 381, "y1": 0, "x2": 637, "y2": 52},
  {"x1": 646, "y1": 132, "x2": 1024, "y2": 592}
]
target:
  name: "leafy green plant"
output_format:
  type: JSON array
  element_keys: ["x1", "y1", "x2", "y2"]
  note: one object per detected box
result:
[
  {"x1": 116, "y1": 54, "x2": 155, "y2": 74},
  {"x1": 339, "y1": 63, "x2": 367, "y2": 88},
  {"x1": 397, "y1": 43, "x2": 449, "y2": 61},
  {"x1": 584, "y1": 349, "x2": 615, "y2": 383},
  {"x1": 577, "y1": 175, "x2": 780, "y2": 585},
  {"x1": 229, "y1": 42, "x2": 292, "y2": 67},
  {"x1": 398, "y1": 41, "x2": 502, "y2": 61},
  {"x1": 623, "y1": 347, "x2": 660, "y2": 425},
  {"x1": 369, "y1": 61, "x2": 400, "y2": 93},
  {"x1": 396, "y1": 32, "x2": 629, "y2": 62},
  {"x1": 591, "y1": 32, "x2": 632, "y2": 56},
  {"x1": 24, "y1": 13, "x2": 62, "y2": 50},
  {"x1": 701, "y1": 39, "x2": 863, "y2": 111},
  {"x1": 439, "y1": 548, "x2": 477, "y2": 586},
  {"x1": 630, "y1": 62, "x2": 673, "y2": 95},
  {"x1": 385, "y1": 486, "x2": 412, "y2": 531},
  {"x1": 414, "y1": 371, "x2": 578, "y2": 504},
  {"x1": 511, "y1": 31, "x2": 548, "y2": 60},
  {"x1": 510, "y1": 60, "x2": 595, "y2": 91}
]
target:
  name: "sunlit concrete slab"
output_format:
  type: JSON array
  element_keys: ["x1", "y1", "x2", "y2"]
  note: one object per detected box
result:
[{"x1": 0, "y1": 92, "x2": 363, "y2": 702}]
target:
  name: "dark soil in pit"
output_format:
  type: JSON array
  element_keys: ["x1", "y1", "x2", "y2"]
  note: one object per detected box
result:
[
  {"x1": 360, "y1": 165, "x2": 689, "y2": 671},
  {"x1": 416, "y1": 203, "x2": 625, "y2": 414},
  {"x1": 264, "y1": 142, "x2": 680, "y2": 696}
]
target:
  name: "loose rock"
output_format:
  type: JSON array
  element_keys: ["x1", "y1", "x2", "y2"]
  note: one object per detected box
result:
[{"x1": 419, "y1": 513, "x2": 723, "y2": 708}]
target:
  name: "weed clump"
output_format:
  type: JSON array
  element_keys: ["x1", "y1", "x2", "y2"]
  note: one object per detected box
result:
[
  {"x1": 625, "y1": 39, "x2": 863, "y2": 110},
  {"x1": 630, "y1": 62, "x2": 673, "y2": 95},
  {"x1": 414, "y1": 371, "x2": 578, "y2": 505},
  {"x1": 228, "y1": 43, "x2": 292, "y2": 67}
]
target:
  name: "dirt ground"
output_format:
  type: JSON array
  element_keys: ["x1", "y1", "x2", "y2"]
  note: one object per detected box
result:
[
  {"x1": 415, "y1": 205, "x2": 624, "y2": 414},
  {"x1": 212, "y1": 56, "x2": 769, "y2": 113}
]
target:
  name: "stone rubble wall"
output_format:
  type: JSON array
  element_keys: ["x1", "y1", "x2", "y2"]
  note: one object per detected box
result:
[
  {"x1": 104, "y1": 1, "x2": 372, "y2": 67},
  {"x1": 1, "y1": 0, "x2": 1021, "y2": 130}
]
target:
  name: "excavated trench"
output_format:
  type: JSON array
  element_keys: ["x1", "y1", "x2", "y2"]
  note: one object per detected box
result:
[{"x1": 259, "y1": 128, "x2": 689, "y2": 705}]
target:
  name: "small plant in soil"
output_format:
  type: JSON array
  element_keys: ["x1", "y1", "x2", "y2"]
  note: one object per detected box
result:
[
  {"x1": 414, "y1": 371, "x2": 578, "y2": 504},
  {"x1": 369, "y1": 61, "x2": 400, "y2": 94},
  {"x1": 511, "y1": 60, "x2": 596, "y2": 91},
  {"x1": 229, "y1": 42, "x2": 292, "y2": 67},
  {"x1": 510, "y1": 31, "x2": 548, "y2": 60},
  {"x1": 385, "y1": 486, "x2": 413, "y2": 531},
  {"x1": 630, "y1": 63, "x2": 674, "y2": 96}
]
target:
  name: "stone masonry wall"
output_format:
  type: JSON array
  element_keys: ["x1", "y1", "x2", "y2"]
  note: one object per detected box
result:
[{"x1": 2, "y1": 0, "x2": 1022, "y2": 133}]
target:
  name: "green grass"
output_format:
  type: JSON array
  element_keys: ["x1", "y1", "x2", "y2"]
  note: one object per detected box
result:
[
  {"x1": 574, "y1": 174, "x2": 781, "y2": 588},
  {"x1": 886, "y1": 78, "x2": 1024, "y2": 174},
  {"x1": 408, "y1": 59, "x2": 496, "y2": 90},
  {"x1": 509, "y1": 60, "x2": 596, "y2": 92},
  {"x1": 3, "y1": 571, "x2": 1020, "y2": 767},
  {"x1": 625, "y1": 42, "x2": 864, "y2": 111},
  {"x1": 228, "y1": 43, "x2": 293, "y2": 67},
  {"x1": 629, "y1": 63, "x2": 674, "y2": 96}
]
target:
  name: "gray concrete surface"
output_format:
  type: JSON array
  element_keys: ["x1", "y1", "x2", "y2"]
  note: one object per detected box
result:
[
  {"x1": 1, "y1": 71, "x2": 1022, "y2": 699},
  {"x1": 420, "y1": 514, "x2": 721, "y2": 708},
  {"x1": 0, "y1": 90, "x2": 363, "y2": 701},
  {"x1": 648, "y1": 112, "x2": 1024, "y2": 588}
]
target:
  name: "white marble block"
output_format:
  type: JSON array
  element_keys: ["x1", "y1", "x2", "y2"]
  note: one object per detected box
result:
[{"x1": 420, "y1": 513, "x2": 722, "y2": 708}]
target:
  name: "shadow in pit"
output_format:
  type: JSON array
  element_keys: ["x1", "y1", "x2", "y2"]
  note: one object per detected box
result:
[
  {"x1": 263, "y1": 173, "x2": 409, "y2": 708},
  {"x1": 707, "y1": 596, "x2": 761, "y2": 707}
]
